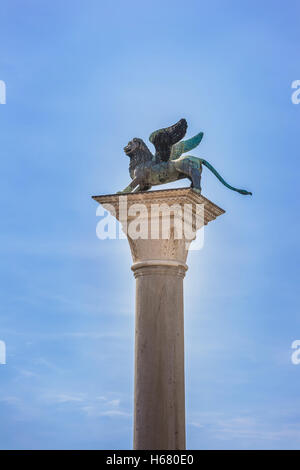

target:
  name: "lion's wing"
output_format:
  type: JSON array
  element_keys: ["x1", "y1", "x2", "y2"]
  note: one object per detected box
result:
[
  {"x1": 149, "y1": 118, "x2": 187, "y2": 162},
  {"x1": 170, "y1": 132, "x2": 204, "y2": 160}
]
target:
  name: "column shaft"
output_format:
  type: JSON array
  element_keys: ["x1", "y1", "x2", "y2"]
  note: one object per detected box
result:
[{"x1": 133, "y1": 263, "x2": 186, "y2": 450}]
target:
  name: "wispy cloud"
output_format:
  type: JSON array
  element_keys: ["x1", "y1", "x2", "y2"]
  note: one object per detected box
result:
[
  {"x1": 47, "y1": 393, "x2": 86, "y2": 404},
  {"x1": 100, "y1": 410, "x2": 130, "y2": 417},
  {"x1": 107, "y1": 399, "x2": 120, "y2": 407},
  {"x1": 39, "y1": 390, "x2": 131, "y2": 419},
  {"x1": 80, "y1": 395, "x2": 130, "y2": 418},
  {"x1": 189, "y1": 412, "x2": 300, "y2": 443}
]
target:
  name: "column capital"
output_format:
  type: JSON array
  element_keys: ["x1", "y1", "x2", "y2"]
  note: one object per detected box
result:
[{"x1": 93, "y1": 187, "x2": 225, "y2": 267}]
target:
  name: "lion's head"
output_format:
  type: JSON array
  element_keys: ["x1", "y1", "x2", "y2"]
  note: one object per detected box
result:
[
  {"x1": 124, "y1": 138, "x2": 153, "y2": 177},
  {"x1": 123, "y1": 138, "x2": 146, "y2": 156}
]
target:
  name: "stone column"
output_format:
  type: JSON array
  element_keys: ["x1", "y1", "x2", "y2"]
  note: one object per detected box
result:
[{"x1": 93, "y1": 188, "x2": 224, "y2": 450}]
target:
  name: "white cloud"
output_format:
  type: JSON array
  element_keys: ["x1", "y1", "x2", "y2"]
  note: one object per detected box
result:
[
  {"x1": 46, "y1": 393, "x2": 86, "y2": 404},
  {"x1": 40, "y1": 391, "x2": 130, "y2": 419},
  {"x1": 189, "y1": 412, "x2": 300, "y2": 443},
  {"x1": 107, "y1": 399, "x2": 120, "y2": 407},
  {"x1": 100, "y1": 410, "x2": 130, "y2": 417}
]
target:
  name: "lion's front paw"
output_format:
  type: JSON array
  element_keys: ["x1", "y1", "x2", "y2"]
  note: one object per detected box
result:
[
  {"x1": 191, "y1": 187, "x2": 201, "y2": 195},
  {"x1": 117, "y1": 189, "x2": 131, "y2": 195}
]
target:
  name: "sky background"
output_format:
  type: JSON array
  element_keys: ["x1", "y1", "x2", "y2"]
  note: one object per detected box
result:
[{"x1": 0, "y1": 0, "x2": 300, "y2": 450}]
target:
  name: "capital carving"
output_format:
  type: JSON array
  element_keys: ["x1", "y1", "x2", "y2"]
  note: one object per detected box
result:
[{"x1": 93, "y1": 188, "x2": 225, "y2": 274}]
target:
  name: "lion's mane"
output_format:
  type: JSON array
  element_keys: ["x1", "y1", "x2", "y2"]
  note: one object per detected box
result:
[{"x1": 129, "y1": 140, "x2": 154, "y2": 178}]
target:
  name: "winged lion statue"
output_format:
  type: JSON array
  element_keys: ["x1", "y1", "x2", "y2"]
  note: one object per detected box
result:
[{"x1": 118, "y1": 118, "x2": 252, "y2": 196}]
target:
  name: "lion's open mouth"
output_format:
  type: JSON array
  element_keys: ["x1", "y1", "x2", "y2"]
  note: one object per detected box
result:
[{"x1": 124, "y1": 146, "x2": 132, "y2": 155}]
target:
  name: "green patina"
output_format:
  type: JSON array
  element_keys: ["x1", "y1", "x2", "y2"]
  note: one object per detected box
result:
[{"x1": 119, "y1": 119, "x2": 252, "y2": 196}]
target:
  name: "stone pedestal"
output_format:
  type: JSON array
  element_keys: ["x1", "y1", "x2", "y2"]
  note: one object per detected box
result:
[{"x1": 93, "y1": 188, "x2": 224, "y2": 450}]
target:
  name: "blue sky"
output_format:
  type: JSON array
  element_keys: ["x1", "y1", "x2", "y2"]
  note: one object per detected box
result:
[{"x1": 0, "y1": 0, "x2": 300, "y2": 450}]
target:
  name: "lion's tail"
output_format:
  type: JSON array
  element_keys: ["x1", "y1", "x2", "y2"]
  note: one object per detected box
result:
[{"x1": 200, "y1": 159, "x2": 252, "y2": 196}]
